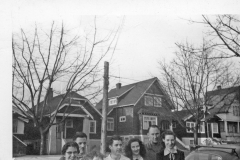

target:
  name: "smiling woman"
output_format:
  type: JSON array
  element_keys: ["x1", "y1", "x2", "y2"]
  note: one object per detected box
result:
[{"x1": 124, "y1": 138, "x2": 147, "y2": 160}]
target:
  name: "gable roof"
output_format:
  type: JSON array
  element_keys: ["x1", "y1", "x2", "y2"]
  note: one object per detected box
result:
[
  {"x1": 207, "y1": 86, "x2": 240, "y2": 97},
  {"x1": 38, "y1": 91, "x2": 101, "y2": 117},
  {"x1": 95, "y1": 77, "x2": 158, "y2": 112}
]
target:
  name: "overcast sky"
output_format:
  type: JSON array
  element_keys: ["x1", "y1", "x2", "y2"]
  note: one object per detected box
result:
[{"x1": 1, "y1": 0, "x2": 240, "y2": 158}]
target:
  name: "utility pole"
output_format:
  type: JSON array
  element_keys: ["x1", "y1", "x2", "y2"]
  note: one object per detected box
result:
[{"x1": 101, "y1": 61, "x2": 109, "y2": 154}]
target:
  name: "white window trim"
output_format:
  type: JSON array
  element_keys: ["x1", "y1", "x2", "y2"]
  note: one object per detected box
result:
[
  {"x1": 109, "y1": 98, "x2": 117, "y2": 106},
  {"x1": 143, "y1": 115, "x2": 157, "y2": 130},
  {"x1": 144, "y1": 96, "x2": 153, "y2": 106},
  {"x1": 89, "y1": 120, "x2": 96, "y2": 134},
  {"x1": 154, "y1": 97, "x2": 162, "y2": 107},
  {"x1": 186, "y1": 122, "x2": 195, "y2": 133},
  {"x1": 65, "y1": 119, "x2": 73, "y2": 128},
  {"x1": 107, "y1": 117, "x2": 114, "y2": 131},
  {"x1": 212, "y1": 123, "x2": 218, "y2": 133},
  {"x1": 119, "y1": 116, "x2": 126, "y2": 122}
]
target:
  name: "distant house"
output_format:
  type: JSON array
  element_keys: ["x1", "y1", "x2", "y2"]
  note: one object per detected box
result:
[
  {"x1": 95, "y1": 77, "x2": 188, "y2": 150},
  {"x1": 13, "y1": 105, "x2": 29, "y2": 157},
  {"x1": 172, "y1": 109, "x2": 221, "y2": 146},
  {"x1": 24, "y1": 89, "x2": 102, "y2": 155},
  {"x1": 206, "y1": 85, "x2": 240, "y2": 142}
]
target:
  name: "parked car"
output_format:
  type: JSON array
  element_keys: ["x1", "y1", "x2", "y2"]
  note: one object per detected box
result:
[{"x1": 185, "y1": 144, "x2": 240, "y2": 160}]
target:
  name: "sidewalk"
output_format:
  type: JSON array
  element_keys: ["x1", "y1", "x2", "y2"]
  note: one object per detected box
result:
[{"x1": 14, "y1": 155, "x2": 61, "y2": 160}]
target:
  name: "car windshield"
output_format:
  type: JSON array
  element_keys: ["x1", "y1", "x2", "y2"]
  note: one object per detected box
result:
[{"x1": 186, "y1": 152, "x2": 222, "y2": 160}]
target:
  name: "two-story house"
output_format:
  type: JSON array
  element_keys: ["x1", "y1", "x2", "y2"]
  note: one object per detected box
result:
[
  {"x1": 95, "y1": 77, "x2": 188, "y2": 150},
  {"x1": 206, "y1": 85, "x2": 240, "y2": 142}
]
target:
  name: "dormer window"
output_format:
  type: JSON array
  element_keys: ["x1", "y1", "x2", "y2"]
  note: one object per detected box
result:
[{"x1": 109, "y1": 98, "x2": 117, "y2": 106}]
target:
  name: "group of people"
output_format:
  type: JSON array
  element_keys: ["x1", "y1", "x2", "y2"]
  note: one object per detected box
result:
[{"x1": 60, "y1": 125, "x2": 185, "y2": 160}]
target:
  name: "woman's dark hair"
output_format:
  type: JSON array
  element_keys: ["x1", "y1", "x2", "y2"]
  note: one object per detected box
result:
[
  {"x1": 161, "y1": 130, "x2": 176, "y2": 140},
  {"x1": 124, "y1": 138, "x2": 146, "y2": 160},
  {"x1": 61, "y1": 141, "x2": 80, "y2": 155}
]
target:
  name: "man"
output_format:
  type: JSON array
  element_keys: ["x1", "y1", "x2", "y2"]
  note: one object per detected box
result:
[
  {"x1": 104, "y1": 135, "x2": 130, "y2": 160},
  {"x1": 73, "y1": 132, "x2": 88, "y2": 159},
  {"x1": 145, "y1": 125, "x2": 163, "y2": 160}
]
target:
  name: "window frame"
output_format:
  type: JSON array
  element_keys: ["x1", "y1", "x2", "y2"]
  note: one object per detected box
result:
[
  {"x1": 107, "y1": 117, "x2": 114, "y2": 131},
  {"x1": 144, "y1": 96, "x2": 153, "y2": 106},
  {"x1": 65, "y1": 119, "x2": 73, "y2": 128},
  {"x1": 143, "y1": 115, "x2": 157, "y2": 130},
  {"x1": 109, "y1": 98, "x2": 117, "y2": 106},
  {"x1": 186, "y1": 122, "x2": 195, "y2": 133},
  {"x1": 154, "y1": 96, "x2": 162, "y2": 107},
  {"x1": 212, "y1": 123, "x2": 218, "y2": 133},
  {"x1": 89, "y1": 120, "x2": 96, "y2": 134},
  {"x1": 119, "y1": 116, "x2": 126, "y2": 122}
]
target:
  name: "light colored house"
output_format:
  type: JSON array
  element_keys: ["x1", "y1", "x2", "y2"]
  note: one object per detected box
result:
[{"x1": 206, "y1": 86, "x2": 240, "y2": 142}]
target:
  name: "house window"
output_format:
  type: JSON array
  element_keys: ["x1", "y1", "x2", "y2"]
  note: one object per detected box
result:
[
  {"x1": 228, "y1": 122, "x2": 238, "y2": 133},
  {"x1": 107, "y1": 118, "x2": 114, "y2": 131},
  {"x1": 65, "y1": 119, "x2": 73, "y2": 128},
  {"x1": 162, "y1": 120, "x2": 170, "y2": 130},
  {"x1": 89, "y1": 120, "x2": 96, "y2": 133},
  {"x1": 154, "y1": 97, "x2": 162, "y2": 107},
  {"x1": 13, "y1": 119, "x2": 18, "y2": 133},
  {"x1": 143, "y1": 116, "x2": 157, "y2": 130},
  {"x1": 172, "y1": 121, "x2": 176, "y2": 128},
  {"x1": 119, "y1": 116, "x2": 126, "y2": 122},
  {"x1": 145, "y1": 96, "x2": 153, "y2": 106},
  {"x1": 190, "y1": 140, "x2": 194, "y2": 145},
  {"x1": 233, "y1": 106, "x2": 240, "y2": 116},
  {"x1": 212, "y1": 123, "x2": 218, "y2": 133},
  {"x1": 199, "y1": 122, "x2": 205, "y2": 133},
  {"x1": 186, "y1": 122, "x2": 195, "y2": 133},
  {"x1": 220, "y1": 121, "x2": 225, "y2": 132},
  {"x1": 109, "y1": 98, "x2": 117, "y2": 106}
]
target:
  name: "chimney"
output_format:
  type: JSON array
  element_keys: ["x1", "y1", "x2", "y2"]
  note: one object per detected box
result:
[
  {"x1": 47, "y1": 88, "x2": 53, "y2": 102},
  {"x1": 217, "y1": 85, "x2": 221, "y2": 90},
  {"x1": 116, "y1": 83, "x2": 121, "y2": 90}
]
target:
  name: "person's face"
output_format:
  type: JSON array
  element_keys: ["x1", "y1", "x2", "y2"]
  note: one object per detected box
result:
[
  {"x1": 131, "y1": 141, "x2": 140, "y2": 156},
  {"x1": 109, "y1": 140, "x2": 122, "y2": 156},
  {"x1": 163, "y1": 135, "x2": 175, "y2": 149},
  {"x1": 75, "y1": 137, "x2": 87, "y2": 154},
  {"x1": 65, "y1": 146, "x2": 78, "y2": 160},
  {"x1": 148, "y1": 127, "x2": 160, "y2": 143}
]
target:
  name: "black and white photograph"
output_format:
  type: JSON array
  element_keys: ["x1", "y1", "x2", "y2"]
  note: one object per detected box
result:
[{"x1": 1, "y1": 0, "x2": 240, "y2": 159}]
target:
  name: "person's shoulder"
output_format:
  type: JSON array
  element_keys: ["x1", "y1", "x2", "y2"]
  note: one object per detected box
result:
[
  {"x1": 144, "y1": 141, "x2": 152, "y2": 149},
  {"x1": 104, "y1": 154, "x2": 111, "y2": 160},
  {"x1": 59, "y1": 156, "x2": 65, "y2": 160}
]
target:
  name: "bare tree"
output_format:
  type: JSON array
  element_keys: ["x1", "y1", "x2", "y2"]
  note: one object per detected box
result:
[
  {"x1": 12, "y1": 19, "x2": 121, "y2": 154},
  {"x1": 200, "y1": 15, "x2": 240, "y2": 58},
  {"x1": 159, "y1": 41, "x2": 239, "y2": 144}
]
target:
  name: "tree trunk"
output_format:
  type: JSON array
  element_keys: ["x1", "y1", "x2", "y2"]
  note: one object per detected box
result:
[
  {"x1": 39, "y1": 128, "x2": 48, "y2": 155},
  {"x1": 194, "y1": 120, "x2": 199, "y2": 145}
]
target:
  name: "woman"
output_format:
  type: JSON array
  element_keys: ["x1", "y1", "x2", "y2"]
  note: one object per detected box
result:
[
  {"x1": 157, "y1": 130, "x2": 184, "y2": 160},
  {"x1": 60, "y1": 141, "x2": 80, "y2": 160},
  {"x1": 125, "y1": 138, "x2": 147, "y2": 160}
]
